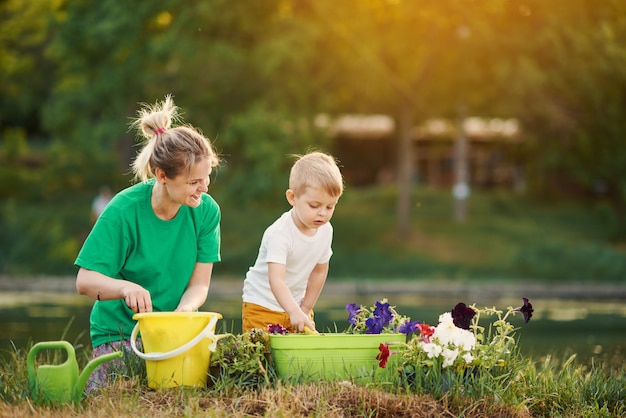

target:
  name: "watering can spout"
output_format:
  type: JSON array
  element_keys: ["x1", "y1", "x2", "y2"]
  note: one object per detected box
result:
[{"x1": 75, "y1": 350, "x2": 123, "y2": 397}]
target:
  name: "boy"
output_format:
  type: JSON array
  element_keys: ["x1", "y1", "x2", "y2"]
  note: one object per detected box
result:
[{"x1": 242, "y1": 151, "x2": 344, "y2": 333}]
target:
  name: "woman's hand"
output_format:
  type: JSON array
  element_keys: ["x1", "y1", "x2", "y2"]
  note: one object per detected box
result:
[
  {"x1": 121, "y1": 284, "x2": 153, "y2": 313},
  {"x1": 174, "y1": 304, "x2": 195, "y2": 312},
  {"x1": 77, "y1": 268, "x2": 152, "y2": 313}
]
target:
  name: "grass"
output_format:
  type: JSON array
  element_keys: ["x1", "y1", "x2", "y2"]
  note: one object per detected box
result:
[
  {"x1": 216, "y1": 185, "x2": 626, "y2": 282},
  {"x1": 2, "y1": 335, "x2": 625, "y2": 417},
  {"x1": 3, "y1": 184, "x2": 624, "y2": 281},
  {"x1": 3, "y1": 187, "x2": 626, "y2": 415}
]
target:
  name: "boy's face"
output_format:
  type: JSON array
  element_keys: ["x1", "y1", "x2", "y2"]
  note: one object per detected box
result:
[{"x1": 286, "y1": 186, "x2": 340, "y2": 235}]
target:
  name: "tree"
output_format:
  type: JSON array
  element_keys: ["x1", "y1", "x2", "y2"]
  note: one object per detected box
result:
[
  {"x1": 0, "y1": 0, "x2": 56, "y2": 136},
  {"x1": 500, "y1": 0, "x2": 626, "y2": 224},
  {"x1": 287, "y1": 0, "x2": 520, "y2": 237}
]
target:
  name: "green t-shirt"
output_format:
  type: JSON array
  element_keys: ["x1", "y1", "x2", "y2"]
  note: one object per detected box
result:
[{"x1": 75, "y1": 179, "x2": 221, "y2": 347}]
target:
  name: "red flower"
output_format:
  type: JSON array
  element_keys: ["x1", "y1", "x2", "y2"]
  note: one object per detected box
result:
[
  {"x1": 376, "y1": 343, "x2": 390, "y2": 368},
  {"x1": 417, "y1": 323, "x2": 435, "y2": 343}
]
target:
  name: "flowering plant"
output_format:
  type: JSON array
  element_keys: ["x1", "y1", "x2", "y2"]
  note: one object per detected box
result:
[
  {"x1": 345, "y1": 298, "x2": 420, "y2": 335},
  {"x1": 267, "y1": 324, "x2": 289, "y2": 335},
  {"x1": 210, "y1": 328, "x2": 272, "y2": 387},
  {"x1": 376, "y1": 298, "x2": 534, "y2": 373}
]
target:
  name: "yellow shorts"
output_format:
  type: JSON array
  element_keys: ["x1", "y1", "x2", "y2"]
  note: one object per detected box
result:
[{"x1": 241, "y1": 302, "x2": 314, "y2": 333}]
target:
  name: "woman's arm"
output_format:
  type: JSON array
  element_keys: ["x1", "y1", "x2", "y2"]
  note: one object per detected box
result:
[
  {"x1": 76, "y1": 267, "x2": 152, "y2": 313},
  {"x1": 175, "y1": 262, "x2": 213, "y2": 312}
]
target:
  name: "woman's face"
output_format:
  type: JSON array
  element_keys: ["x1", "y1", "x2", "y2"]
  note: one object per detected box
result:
[{"x1": 166, "y1": 159, "x2": 212, "y2": 208}]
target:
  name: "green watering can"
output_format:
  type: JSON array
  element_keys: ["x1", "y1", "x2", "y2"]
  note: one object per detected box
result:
[{"x1": 27, "y1": 340, "x2": 123, "y2": 404}]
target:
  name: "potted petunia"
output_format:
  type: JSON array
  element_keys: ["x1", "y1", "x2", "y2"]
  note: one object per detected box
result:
[
  {"x1": 345, "y1": 299, "x2": 420, "y2": 335},
  {"x1": 375, "y1": 298, "x2": 534, "y2": 389},
  {"x1": 268, "y1": 299, "x2": 416, "y2": 381}
]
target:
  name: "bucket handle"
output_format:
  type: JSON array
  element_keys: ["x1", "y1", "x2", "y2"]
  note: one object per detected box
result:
[{"x1": 130, "y1": 315, "x2": 219, "y2": 361}]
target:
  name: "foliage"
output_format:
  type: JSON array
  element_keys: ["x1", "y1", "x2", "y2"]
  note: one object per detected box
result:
[
  {"x1": 0, "y1": 0, "x2": 56, "y2": 133},
  {"x1": 516, "y1": 354, "x2": 626, "y2": 417},
  {"x1": 0, "y1": 308, "x2": 624, "y2": 416},
  {"x1": 217, "y1": 106, "x2": 328, "y2": 205},
  {"x1": 344, "y1": 299, "x2": 418, "y2": 335},
  {"x1": 378, "y1": 298, "x2": 534, "y2": 382},
  {"x1": 42, "y1": 1, "x2": 182, "y2": 148},
  {"x1": 503, "y1": 0, "x2": 626, "y2": 214},
  {"x1": 376, "y1": 298, "x2": 533, "y2": 392},
  {"x1": 0, "y1": 200, "x2": 78, "y2": 275},
  {"x1": 2, "y1": 186, "x2": 626, "y2": 278},
  {"x1": 1, "y1": 335, "x2": 625, "y2": 416},
  {"x1": 0, "y1": 345, "x2": 30, "y2": 404},
  {"x1": 513, "y1": 241, "x2": 626, "y2": 281},
  {"x1": 209, "y1": 329, "x2": 273, "y2": 390},
  {"x1": 2, "y1": 0, "x2": 626, "y2": 275},
  {"x1": 3, "y1": 0, "x2": 626, "y2": 215}
]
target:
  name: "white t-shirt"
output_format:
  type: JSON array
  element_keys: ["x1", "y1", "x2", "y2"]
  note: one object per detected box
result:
[{"x1": 242, "y1": 209, "x2": 333, "y2": 312}]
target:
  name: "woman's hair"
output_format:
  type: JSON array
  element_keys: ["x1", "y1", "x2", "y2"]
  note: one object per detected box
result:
[
  {"x1": 130, "y1": 95, "x2": 219, "y2": 182},
  {"x1": 289, "y1": 151, "x2": 344, "y2": 197}
]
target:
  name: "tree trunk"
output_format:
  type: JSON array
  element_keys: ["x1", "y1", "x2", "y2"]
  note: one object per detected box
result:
[
  {"x1": 453, "y1": 104, "x2": 470, "y2": 222},
  {"x1": 396, "y1": 107, "x2": 414, "y2": 239}
]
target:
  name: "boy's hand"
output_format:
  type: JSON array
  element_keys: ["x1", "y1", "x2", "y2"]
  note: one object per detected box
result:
[
  {"x1": 303, "y1": 326, "x2": 319, "y2": 335},
  {"x1": 289, "y1": 309, "x2": 316, "y2": 333}
]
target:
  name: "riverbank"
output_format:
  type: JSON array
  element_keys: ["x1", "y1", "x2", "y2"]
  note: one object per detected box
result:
[{"x1": 2, "y1": 275, "x2": 626, "y2": 301}]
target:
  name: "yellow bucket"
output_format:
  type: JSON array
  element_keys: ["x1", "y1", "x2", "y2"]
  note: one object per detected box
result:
[{"x1": 130, "y1": 312, "x2": 222, "y2": 389}]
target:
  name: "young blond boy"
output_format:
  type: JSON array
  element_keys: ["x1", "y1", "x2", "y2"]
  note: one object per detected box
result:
[{"x1": 242, "y1": 151, "x2": 344, "y2": 333}]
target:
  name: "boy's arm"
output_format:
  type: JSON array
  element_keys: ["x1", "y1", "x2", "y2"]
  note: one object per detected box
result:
[
  {"x1": 268, "y1": 262, "x2": 315, "y2": 332},
  {"x1": 299, "y1": 262, "x2": 328, "y2": 315}
]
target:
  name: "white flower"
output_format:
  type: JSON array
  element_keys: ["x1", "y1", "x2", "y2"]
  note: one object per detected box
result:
[
  {"x1": 415, "y1": 310, "x2": 479, "y2": 368},
  {"x1": 438, "y1": 312, "x2": 454, "y2": 325},
  {"x1": 454, "y1": 328, "x2": 476, "y2": 351},
  {"x1": 442, "y1": 347, "x2": 459, "y2": 368},
  {"x1": 462, "y1": 352, "x2": 474, "y2": 364},
  {"x1": 433, "y1": 314, "x2": 457, "y2": 346},
  {"x1": 419, "y1": 341, "x2": 443, "y2": 359},
  {"x1": 432, "y1": 313, "x2": 476, "y2": 351}
]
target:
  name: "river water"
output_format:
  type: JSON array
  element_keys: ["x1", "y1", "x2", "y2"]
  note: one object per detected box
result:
[{"x1": 1, "y1": 279, "x2": 625, "y2": 369}]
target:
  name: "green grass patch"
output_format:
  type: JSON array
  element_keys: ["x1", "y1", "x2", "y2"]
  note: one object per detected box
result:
[
  {"x1": 3, "y1": 186, "x2": 625, "y2": 282},
  {"x1": 2, "y1": 338, "x2": 624, "y2": 417}
]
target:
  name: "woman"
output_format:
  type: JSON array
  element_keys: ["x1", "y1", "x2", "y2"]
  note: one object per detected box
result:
[{"x1": 75, "y1": 95, "x2": 221, "y2": 389}]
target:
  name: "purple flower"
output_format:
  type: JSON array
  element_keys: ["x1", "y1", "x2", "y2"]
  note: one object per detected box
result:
[
  {"x1": 515, "y1": 297, "x2": 534, "y2": 323},
  {"x1": 346, "y1": 303, "x2": 361, "y2": 325},
  {"x1": 451, "y1": 302, "x2": 476, "y2": 330},
  {"x1": 268, "y1": 324, "x2": 288, "y2": 335},
  {"x1": 398, "y1": 320, "x2": 420, "y2": 334},
  {"x1": 365, "y1": 316, "x2": 385, "y2": 334},
  {"x1": 373, "y1": 301, "x2": 393, "y2": 326}
]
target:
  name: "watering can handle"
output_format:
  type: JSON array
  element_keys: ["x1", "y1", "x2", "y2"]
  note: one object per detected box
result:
[
  {"x1": 28, "y1": 340, "x2": 75, "y2": 358},
  {"x1": 27, "y1": 341, "x2": 75, "y2": 383},
  {"x1": 130, "y1": 315, "x2": 219, "y2": 361}
]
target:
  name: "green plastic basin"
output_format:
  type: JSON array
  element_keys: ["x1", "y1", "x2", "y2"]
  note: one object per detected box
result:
[{"x1": 269, "y1": 333, "x2": 406, "y2": 381}]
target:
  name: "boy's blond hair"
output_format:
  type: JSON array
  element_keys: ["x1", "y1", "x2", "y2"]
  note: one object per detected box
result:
[{"x1": 289, "y1": 152, "x2": 344, "y2": 197}]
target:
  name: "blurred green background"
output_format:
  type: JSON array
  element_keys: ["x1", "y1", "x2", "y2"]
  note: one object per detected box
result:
[{"x1": 1, "y1": 0, "x2": 625, "y2": 282}]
